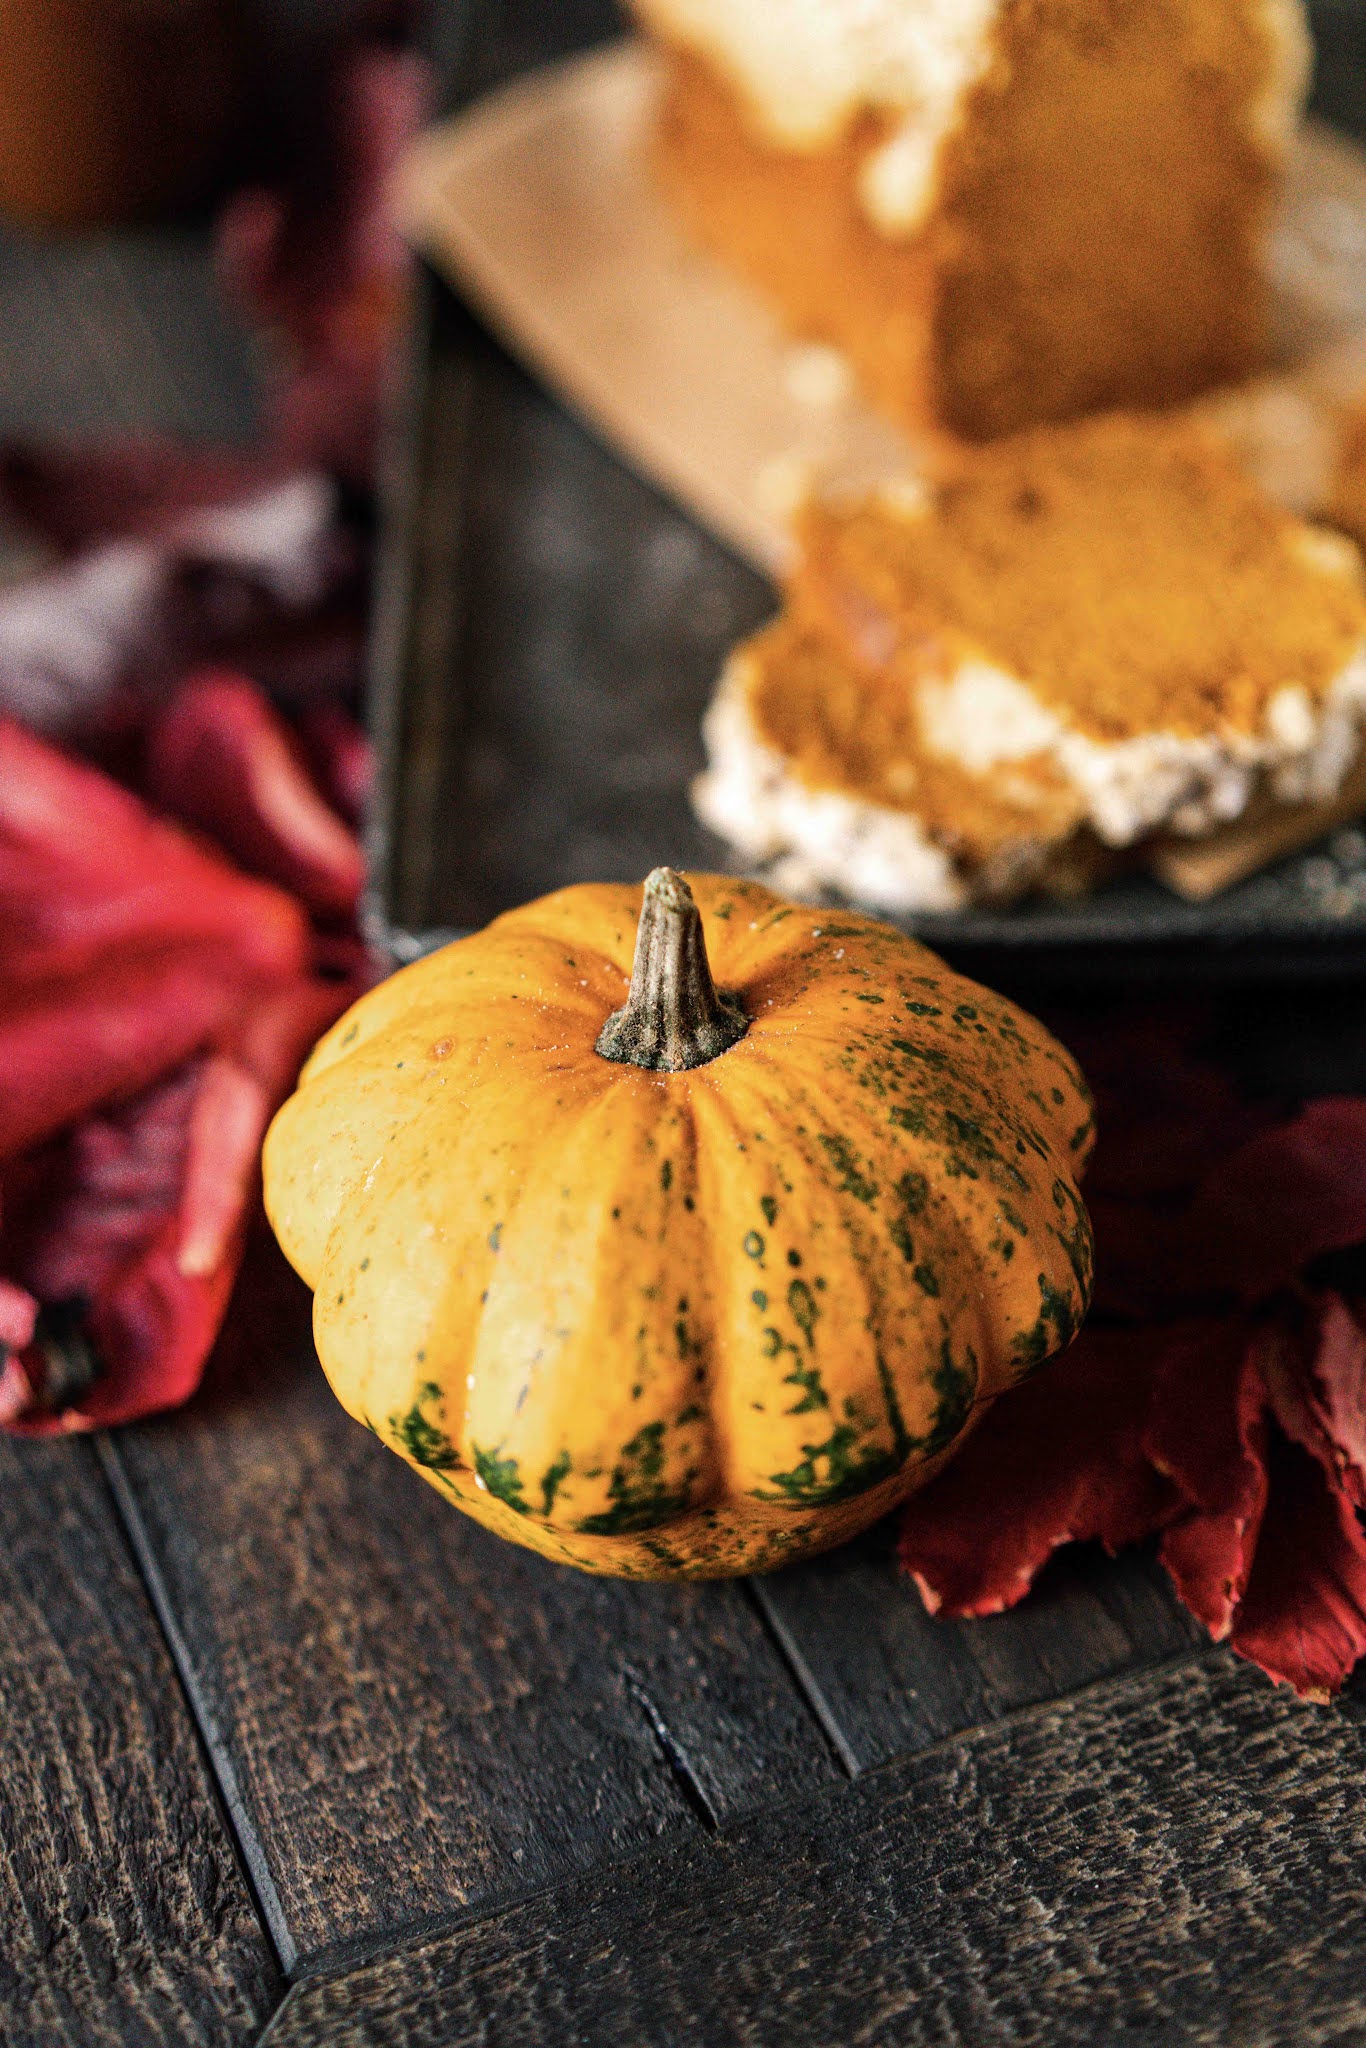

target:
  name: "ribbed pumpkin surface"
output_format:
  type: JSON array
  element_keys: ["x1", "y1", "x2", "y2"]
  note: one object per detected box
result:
[{"x1": 263, "y1": 874, "x2": 1094, "y2": 1577}]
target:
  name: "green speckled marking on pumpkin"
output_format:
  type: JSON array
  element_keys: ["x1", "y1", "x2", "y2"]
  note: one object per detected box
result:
[
  {"x1": 575, "y1": 1422, "x2": 692, "y2": 1535},
  {"x1": 488, "y1": 1221, "x2": 502, "y2": 1253},
  {"x1": 890, "y1": 1037, "x2": 949, "y2": 1072},
  {"x1": 391, "y1": 1383, "x2": 460, "y2": 1473},
  {"x1": 916, "y1": 1339, "x2": 977, "y2": 1456},
  {"x1": 754, "y1": 1421, "x2": 900, "y2": 1507},
  {"x1": 474, "y1": 1443, "x2": 530, "y2": 1514},
  {"x1": 942, "y1": 1110, "x2": 1030, "y2": 1192},
  {"x1": 1049, "y1": 1178, "x2": 1096, "y2": 1296},
  {"x1": 744, "y1": 1230, "x2": 765, "y2": 1259},
  {"x1": 783, "y1": 1354, "x2": 828, "y2": 1414},
  {"x1": 760, "y1": 1194, "x2": 778, "y2": 1226},
  {"x1": 1012, "y1": 1274, "x2": 1082, "y2": 1377},
  {"x1": 818, "y1": 1132, "x2": 878, "y2": 1205},
  {"x1": 874, "y1": 1351, "x2": 911, "y2": 1461},
  {"x1": 787, "y1": 1278, "x2": 818, "y2": 1346},
  {"x1": 660, "y1": 1159, "x2": 673, "y2": 1192},
  {"x1": 913, "y1": 1262, "x2": 941, "y2": 1298},
  {"x1": 540, "y1": 1450, "x2": 572, "y2": 1516}
]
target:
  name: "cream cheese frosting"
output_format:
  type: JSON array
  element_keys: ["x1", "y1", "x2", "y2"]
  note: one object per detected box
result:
[
  {"x1": 693, "y1": 521, "x2": 1366, "y2": 914},
  {"x1": 916, "y1": 643, "x2": 1366, "y2": 848},
  {"x1": 634, "y1": 0, "x2": 1311, "y2": 237},
  {"x1": 694, "y1": 654, "x2": 970, "y2": 912},
  {"x1": 912, "y1": 527, "x2": 1366, "y2": 846}
]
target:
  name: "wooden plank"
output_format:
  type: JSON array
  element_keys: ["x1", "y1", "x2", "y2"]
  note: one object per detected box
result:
[
  {"x1": 105, "y1": 1244, "x2": 838, "y2": 1978},
  {"x1": 0, "y1": 1430, "x2": 279, "y2": 2048},
  {"x1": 262, "y1": 1652, "x2": 1366, "y2": 2047},
  {"x1": 755, "y1": 1517, "x2": 1200, "y2": 1773}
]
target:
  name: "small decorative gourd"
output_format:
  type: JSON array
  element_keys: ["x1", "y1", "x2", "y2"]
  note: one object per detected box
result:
[{"x1": 263, "y1": 871, "x2": 1094, "y2": 1577}]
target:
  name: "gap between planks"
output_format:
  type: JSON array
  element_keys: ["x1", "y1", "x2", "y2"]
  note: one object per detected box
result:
[
  {"x1": 96, "y1": 1431, "x2": 300, "y2": 1981},
  {"x1": 261, "y1": 1631, "x2": 1217, "y2": 2007}
]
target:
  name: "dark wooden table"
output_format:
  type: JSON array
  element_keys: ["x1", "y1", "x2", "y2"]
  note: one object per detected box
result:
[{"x1": 6, "y1": 6, "x2": 1366, "y2": 2044}]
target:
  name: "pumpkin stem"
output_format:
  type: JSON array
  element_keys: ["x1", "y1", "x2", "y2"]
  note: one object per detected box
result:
[{"x1": 597, "y1": 868, "x2": 748, "y2": 1073}]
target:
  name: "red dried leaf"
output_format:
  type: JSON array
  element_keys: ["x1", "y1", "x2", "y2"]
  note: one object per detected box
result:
[
  {"x1": 0, "y1": 717, "x2": 307, "y2": 987},
  {"x1": 0, "y1": 721, "x2": 312, "y2": 1157},
  {"x1": 218, "y1": 48, "x2": 429, "y2": 481},
  {"x1": 1230, "y1": 1431, "x2": 1366, "y2": 1703},
  {"x1": 0, "y1": 440, "x2": 286, "y2": 554},
  {"x1": 1, "y1": 973, "x2": 355, "y2": 1435},
  {"x1": 1254, "y1": 1296, "x2": 1366, "y2": 1518},
  {"x1": 0, "y1": 1278, "x2": 37, "y2": 1356},
  {"x1": 1147, "y1": 1322, "x2": 1269, "y2": 1640},
  {"x1": 899, "y1": 1328, "x2": 1183, "y2": 1617},
  {"x1": 297, "y1": 701, "x2": 373, "y2": 830},
  {"x1": 1302, "y1": 1296, "x2": 1366, "y2": 1510},
  {"x1": 145, "y1": 670, "x2": 364, "y2": 914},
  {"x1": 1048, "y1": 1002, "x2": 1266, "y2": 1202},
  {"x1": 1177, "y1": 1100, "x2": 1366, "y2": 1306}
]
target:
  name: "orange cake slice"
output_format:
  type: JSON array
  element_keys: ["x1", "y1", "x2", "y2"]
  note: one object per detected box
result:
[
  {"x1": 695, "y1": 614, "x2": 1089, "y2": 912},
  {"x1": 694, "y1": 413, "x2": 1366, "y2": 911},
  {"x1": 1328, "y1": 396, "x2": 1366, "y2": 555},
  {"x1": 629, "y1": 0, "x2": 1311, "y2": 442}
]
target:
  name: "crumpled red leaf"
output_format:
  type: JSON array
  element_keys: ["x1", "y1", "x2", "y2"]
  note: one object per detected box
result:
[
  {"x1": 145, "y1": 669, "x2": 366, "y2": 916},
  {"x1": 0, "y1": 719, "x2": 310, "y2": 1156},
  {"x1": 1178, "y1": 1101, "x2": 1366, "y2": 1306},
  {"x1": 0, "y1": 719, "x2": 369, "y2": 1433},
  {"x1": 1148, "y1": 1323, "x2": 1270, "y2": 1641},
  {"x1": 0, "y1": 21, "x2": 404, "y2": 1435},
  {"x1": 0, "y1": 976, "x2": 351, "y2": 1434},
  {"x1": 900, "y1": 1330, "x2": 1182, "y2": 1618},
  {"x1": 218, "y1": 45, "x2": 428, "y2": 482},
  {"x1": 1226, "y1": 1432, "x2": 1366, "y2": 1704},
  {"x1": 901, "y1": 1070, "x2": 1366, "y2": 1700}
]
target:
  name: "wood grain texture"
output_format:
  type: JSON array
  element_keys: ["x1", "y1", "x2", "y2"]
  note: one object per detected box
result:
[
  {"x1": 756, "y1": 1518, "x2": 1200, "y2": 1772},
  {"x1": 263, "y1": 1652, "x2": 1366, "y2": 2047},
  {"x1": 0, "y1": 1431, "x2": 279, "y2": 2048},
  {"x1": 106, "y1": 1244, "x2": 837, "y2": 1977}
]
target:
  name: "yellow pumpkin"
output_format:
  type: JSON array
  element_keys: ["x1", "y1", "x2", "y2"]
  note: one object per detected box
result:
[{"x1": 263, "y1": 870, "x2": 1094, "y2": 1578}]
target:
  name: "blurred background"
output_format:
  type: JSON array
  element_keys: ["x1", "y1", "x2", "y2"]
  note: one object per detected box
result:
[{"x1": 0, "y1": 0, "x2": 1361, "y2": 449}]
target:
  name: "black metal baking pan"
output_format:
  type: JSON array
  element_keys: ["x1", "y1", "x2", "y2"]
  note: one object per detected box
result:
[{"x1": 368, "y1": 1, "x2": 1366, "y2": 992}]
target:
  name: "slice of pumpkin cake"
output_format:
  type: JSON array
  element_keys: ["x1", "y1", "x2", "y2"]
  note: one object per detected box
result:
[
  {"x1": 694, "y1": 412, "x2": 1366, "y2": 911},
  {"x1": 629, "y1": 0, "x2": 1311, "y2": 442},
  {"x1": 696, "y1": 614, "x2": 1089, "y2": 913}
]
